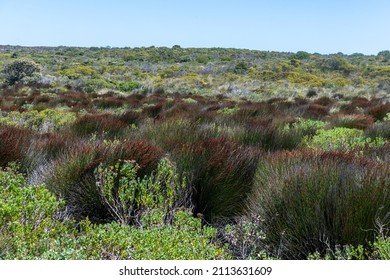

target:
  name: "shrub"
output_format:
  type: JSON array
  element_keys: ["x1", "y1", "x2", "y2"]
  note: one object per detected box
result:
[
  {"x1": 0, "y1": 169, "x2": 230, "y2": 260},
  {"x1": 0, "y1": 109, "x2": 77, "y2": 132},
  {"x1": 306, "y1": 127, "x2": 386, "y2": 151},
  {"x1": 117, "y1": 81, "x2": 140, "y2": 92},
  {"x1": 2, "y1": 58, "x2": 41, "y2": 85},
  {"x1": 94, "y1": 158, "x2": 188, "y2": 225},
  {"x1": 248, "y1": 150, "x2": 390, "y2": 259},
  {"x1": 0, "y1": 168, "x2": 74, "y2": 259},
  {"x1": 72, "y1": 210, "x2": 231, "y2": 260}
]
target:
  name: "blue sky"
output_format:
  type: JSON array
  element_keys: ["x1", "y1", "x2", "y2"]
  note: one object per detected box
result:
[{"x1": 0, "y1": 0, "x2": 389, "y2": 54}]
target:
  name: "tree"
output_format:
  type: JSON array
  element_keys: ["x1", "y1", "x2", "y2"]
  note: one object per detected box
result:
[{"x1": 2, "y1": 58, "x2": 41, "y2": 85}]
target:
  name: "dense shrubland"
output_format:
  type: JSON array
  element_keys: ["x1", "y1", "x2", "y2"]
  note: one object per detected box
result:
[{"x1": 1, "y1": 46, "x2": 390, "y2": 259}]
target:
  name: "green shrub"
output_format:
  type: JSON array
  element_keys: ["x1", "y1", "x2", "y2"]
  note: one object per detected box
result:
[
  {"x1": 0, "y1": 169, "x2": 230, "y2": 260},
  {"x1": 0, "y1": 109, "x2": 77, "y2": 132},
  {"x1": 217, "y1": 106, "x2": 240, "y2": 115},
  {"x1": 2, "y1": 58, "x2": 41, "y2": 85},
  {"x1": 0, "y1": 168, "x2": 74, "y2": 259},
  {"x1": 305, "y1": 127, "x2": 386, "y2": 151},
  {"x1": 248, "y1": 150, "x2": 390, "y2": 259},
  {"x1": 73, "y1": 210, "x2": 231, "y2": 260},
  {"x1": 117, "y1": 81, "x2": 140, "y2": 92},
  {"x1": 94, "y1": 158, "x2": 188, "y2": 225},
  {"x1": 223, "y1": 216, "x2": 271, "y2": 260}
]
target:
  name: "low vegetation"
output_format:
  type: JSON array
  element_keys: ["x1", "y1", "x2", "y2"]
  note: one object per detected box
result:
[{"x1": 1, "y1": 46, "x2": 390, "y2": 259}]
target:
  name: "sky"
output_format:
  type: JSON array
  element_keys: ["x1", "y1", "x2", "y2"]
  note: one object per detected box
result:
[{"x1": 0, "y1": 0, "x2": 389, "y2": 55}]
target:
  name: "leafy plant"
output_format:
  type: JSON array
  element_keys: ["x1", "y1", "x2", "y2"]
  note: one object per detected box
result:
[
  {"x1": 305, "y1": 127, "x2": 386, "y2": 151},
  {"x1": 94, "y1": 158, "x2": 188, "y2": 225},
  {"x1": 2, "y1": 58, "x2": 41, "y2": 85}
]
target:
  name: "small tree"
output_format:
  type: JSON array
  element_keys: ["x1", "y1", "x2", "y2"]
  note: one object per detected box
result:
[{"x1": 2, "y1": 58, "x2": 41, "y2": 85}]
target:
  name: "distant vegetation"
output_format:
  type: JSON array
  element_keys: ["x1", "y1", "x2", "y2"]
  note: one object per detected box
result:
[{"x1": 0, "y1": 45, "x2": 390, "y2": 260}]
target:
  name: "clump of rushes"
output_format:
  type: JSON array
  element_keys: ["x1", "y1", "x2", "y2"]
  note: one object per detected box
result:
[
  {"x1": 0, "y1": 126, "x2": 34, "y2": 168},
  {"x1": 139, "y1": 119, "x2": 205, "y2": 151},
  {"x1": 365, "y1": 121, "x2": 390, "y2": 140},
  {"x1": 173, "y1": 138, "x2": 260, "y2": 223},
  {"x1": 299, "y1": 103, "x2": 329, "y2": 119},
  {"x1": 367, "y1": 104, "x2": 390, "y2": 121},
  {"x1": 23, "y1": 132, "x2": 69, "y2": 170},
  {"x1": 248, "y1": 150, "x2": 390, "y2": 259},
  {"x1": 45, "y1": 143, "x2": 108, "y2": 221},
  {"x1": 69, "y1": 113, "x2": 128, "y2": 138},
  {"x1": 329, "y1": 114, "x2": 374, "y2": 130},
  {"x1": 92, "y1": 96, "x2": 125, "y2": 109},
  {"x1": 312, "y1": 96, "x2": 335, "y2": 107},
  {"x1": 118, "y1": 110, "x2": 143, "y2": 126},
  {"x1": 142, "y1": 103, "x2": 163, "y2": 118}
]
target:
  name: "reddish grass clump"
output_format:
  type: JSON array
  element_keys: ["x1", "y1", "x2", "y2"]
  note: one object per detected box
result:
[
  {"x1": 0, "y1": 126, "x2": 34, "y2": 167},
  {"x1": 70, "y1": 113, "x2": 128, "y2": 137},
  {"x1": 108, "y1": 140, "x2": 164, "y2": 177},
  {"x1": 329, "y1": 114, "x2": 374, "y2": 130},
  {"x1": 142, "y1": 103, "x2": 163, "y2": 118},
  {"x1": 312, "y1": 96, "x2": 334, "y2": 107},
  {"x1": 92, "y1": 97, "x2": 125, "y2": 109},
  {"x1": 300, "y1": 103, "x2": 329, "y2": 119},
  {"x1": 173, "y1": 138, "x2": 260, "y2": 222},
  {"x1": 367, "y1": 103, "x2": 390, "y2": 121}
]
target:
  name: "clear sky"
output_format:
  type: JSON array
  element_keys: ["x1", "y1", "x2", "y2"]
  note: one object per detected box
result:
[{"x1": 0, "y1": 0, "x2": 389, "y2": 55}]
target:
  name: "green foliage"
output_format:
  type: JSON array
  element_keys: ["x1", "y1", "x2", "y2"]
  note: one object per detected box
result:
[
  {"x1": 0, "y1": 168, "x2": 73, "y2": 259},
  {"x1": 290, "y1": 51, "x2": 311, "y2": 60},
  {"x1": 94, "y1": 158, "x2": 188, "y2": 225},
  {"x1": 73, "y1": 210, "x2": 230, "y2": 260},
  {"x1": 196, "y1": 55, "x2": 210, "y2": 64},
  {"x1": 217, "y1": 106, "x2": 240, "y2": 115},
  {"x1": 61, "y1": 65, "x2": 96, "y2": 79},
  {"x1": 308, "y1": 236, "x2": 390, "y2": 260},
  {"x1": 0, "y1": 109, "x2": 77, "y2": 132},
  {"x1": 234, "y1": 61, "x2": 249, "y2": 74},
  {"x1": 224, "y1": 216, "x2": 271, "y2": 260},
  {"x1": 0, "y1": 169, "x2": 230, "y2": 260},
  {"x1": 1, "y1": 58, "x2": 41, "y2": 85},
  {"x1": 117, "y1": 81, "x2": 140, "y2": 92},
  {"x1": 306, "y1": 127, "x2": 386, "y2": 151}
]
